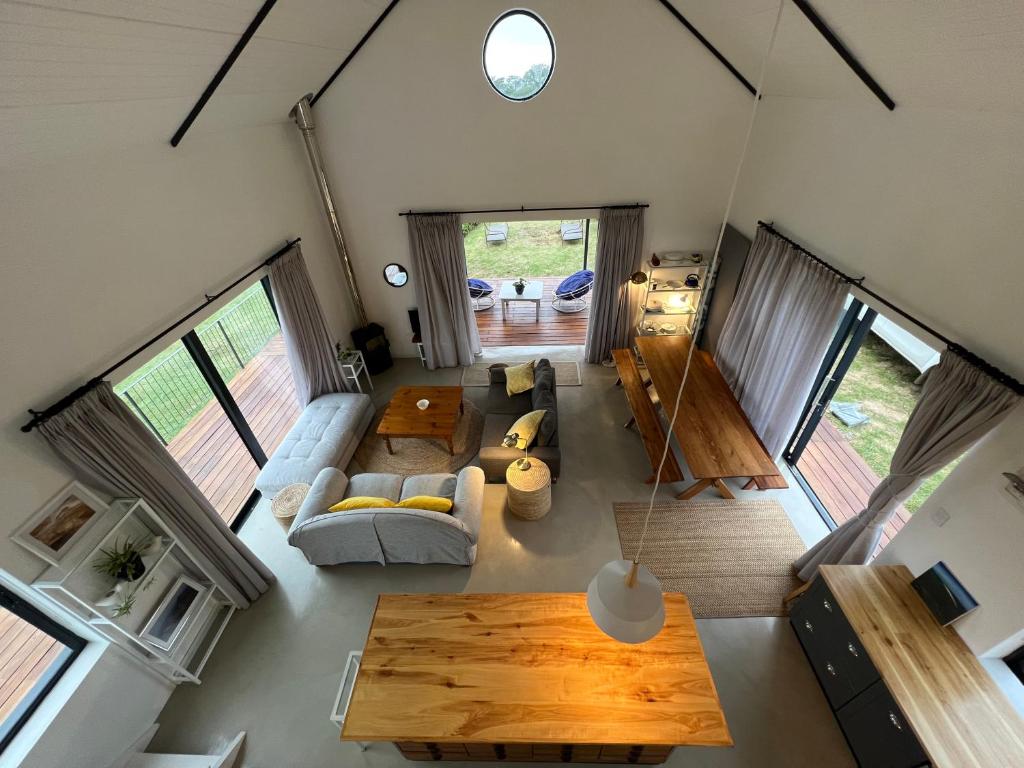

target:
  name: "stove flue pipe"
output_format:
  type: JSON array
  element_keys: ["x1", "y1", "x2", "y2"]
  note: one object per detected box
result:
[{"x1": 289, "y1": 95, "x2": 368, "y2": 328}]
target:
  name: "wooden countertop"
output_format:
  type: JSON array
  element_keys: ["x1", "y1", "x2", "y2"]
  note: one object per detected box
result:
[
  {"x1": 634, "y1": 335, "x2": 779, "y2": 481},
  {"x1": 820, "y1": 565, "x2": 1024, "y2": 768},
  {"x1": 341, "y1": 593, "x2": 732, "y2": 747}
]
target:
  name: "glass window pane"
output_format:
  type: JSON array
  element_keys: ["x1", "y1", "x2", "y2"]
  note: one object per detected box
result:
[
  {"x1": 194, "y1": 283, "x2": 301, "y2": 459},
  {"x1": 114, "y1": 341, "x2": 259, "y2": 526},
  {"x1": 0, "y1": 610, "x2": 62, "y2": 725}
]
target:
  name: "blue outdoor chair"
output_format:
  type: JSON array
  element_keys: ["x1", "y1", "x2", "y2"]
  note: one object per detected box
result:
[
  {"x1": 552, "y1": 269, "x2": 595, "y2": 314},
  {"x1": 467, "y1": 278, "x2": 495, "y2": 311}
]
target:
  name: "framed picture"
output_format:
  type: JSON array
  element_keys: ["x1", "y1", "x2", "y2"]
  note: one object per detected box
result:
[
  {"x1": 141, "y1": 575, "x2": 206, "y2": 651},
  {"x1": 13, "y1": 481, "x2": 109, "y2": 567}
]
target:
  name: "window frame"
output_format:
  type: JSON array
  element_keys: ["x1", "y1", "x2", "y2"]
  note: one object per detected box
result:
[
  {"x1": 482, "y1": 9, "x2": 556, "y2": 102},
  {"x1": 0, "y1": 587, "x2": 86, "y2": 754}
]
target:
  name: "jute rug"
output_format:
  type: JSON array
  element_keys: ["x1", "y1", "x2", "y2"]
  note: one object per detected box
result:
[
  {"x1": 352, "y1": 400, "x2": 483, "y2": 475},
  {"x1": 461, "y1": 360, "x2": 582, "y2": 387},
  {"x1": 612, "y1": 499, "x2": 805, "y2": 618}
]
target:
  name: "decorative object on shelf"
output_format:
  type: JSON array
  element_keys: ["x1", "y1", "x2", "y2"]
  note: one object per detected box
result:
[
  {"x1": 13, "y1": 480, "x2": 108, "y2": 567},
  {"x1": 93, "y1": 536, "x2": 149, "y2": 582},
  {"x1": 502, "y1": 432, "x2": 531, "y2": 470},
  {"x1": 513, "y1": 277, "x2": 527, "y2": 295},
  {"x1": 141, "y1": 574, "x2": 206, "y2": 651},
  {"x1": 96, "y1": 581, "x2": 136, "y2": 618},
  {"x1": 660, "y1": 251, "x2": 686, "y2": 263},
  {"x1": 664, "y1": 279, "x2": 683, "y2": 289},
  {"x1": 650, "y1": 253, "x2": 661, "y2": 267},
  {"x1": 666, "y1": 294, "x2": 691, "y2": 312},
  {"x1": 629, "y1": 270, "x2": 648, "y2": 285},
  {"x1": 382, "y1": 263, "x2": 408, "y2": 287},
  {"x1": 689, "y1": 253, "x2": 703, "y2": 264},
  {"x1": 416, "y1": 398, "x2": 430, "y2": 410},
  {"x1": 659, "y1": 323, "x2": 678, "y2": 334},
  {"x1": 685, "y1": 273, "x2": 700, "y2": 288}
]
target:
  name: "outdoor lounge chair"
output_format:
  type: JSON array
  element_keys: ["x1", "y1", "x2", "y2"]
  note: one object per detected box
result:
[
  {"x1": 467, "y1": 278, "x2": 495, "y2": 310},
  {"x1": 485, "y1": 223, "x2": 508, "y2": 244},
  {"x1": 560, "y1": 220, "x2": 584, "y2": 242},
  {"x1": 551, "y1": 269, "x2": 594, "y2": 314}
]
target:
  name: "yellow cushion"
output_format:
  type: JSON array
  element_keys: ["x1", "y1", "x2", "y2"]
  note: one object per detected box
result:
[
  {"x1": 328, "y1": 496, "x2": 396, "y2": 512},
  {"x1": 396, "y1": 495, "x2": 454, "y2": 514},
  {"x1": 505, "y1": 409, "x2": 546, "y2": 450},
  {"x1": 504, "y1": 360, "x2": 535, "y2": 396}
]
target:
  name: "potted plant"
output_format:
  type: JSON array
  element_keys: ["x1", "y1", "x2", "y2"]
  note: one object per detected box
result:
[
  {"x1": 93, "y1": 537, "x2": 148, "y2": 583},
  {"x1": 513, "y1": 278, "x2": 526, "y2": 295}
]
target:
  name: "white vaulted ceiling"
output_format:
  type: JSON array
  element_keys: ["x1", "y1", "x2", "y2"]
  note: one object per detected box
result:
[{"x1": 3, "y1": 0, "x2": 1024, "y2": 167}]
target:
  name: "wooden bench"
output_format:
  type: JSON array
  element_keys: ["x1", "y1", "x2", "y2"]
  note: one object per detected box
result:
[{"x1": 612, "y1": 349, "x2": 683, "y2": 484}]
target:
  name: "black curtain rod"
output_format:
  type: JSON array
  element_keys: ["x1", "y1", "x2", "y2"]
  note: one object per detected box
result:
[
  {"x1": 400, "y1": 203, "x2": 649, "y2": 218},
  {"x1": 21, "y1": 238, "x2": 301, "y2": 433},
  {"x1": 757, "y1": 221, "x2": 1023, "y2": 395}
]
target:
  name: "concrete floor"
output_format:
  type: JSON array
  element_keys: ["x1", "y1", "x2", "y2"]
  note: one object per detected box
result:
[{"x1": 150, "y1": 350, "x2": 855, "y2": 768}]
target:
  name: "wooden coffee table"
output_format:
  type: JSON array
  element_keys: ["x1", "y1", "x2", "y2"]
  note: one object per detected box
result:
[{"x1": 377, "y1": 386, "x2": 464, "y2": 455}]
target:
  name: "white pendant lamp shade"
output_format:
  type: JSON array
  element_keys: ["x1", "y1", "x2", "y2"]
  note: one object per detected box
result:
[{"x1": 587, "y1": 560, "x2": 665, "y2": 644}]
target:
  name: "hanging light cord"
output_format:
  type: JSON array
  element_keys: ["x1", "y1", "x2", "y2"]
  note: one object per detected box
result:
[{"x1": 633, "y1": 0, "x2": 786, "y2": 564}]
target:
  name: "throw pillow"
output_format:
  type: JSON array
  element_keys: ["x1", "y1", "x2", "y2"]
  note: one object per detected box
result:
[
  {"x1": 328, "y1": 496, "x2": 396, "y2": 512},
  {"x1": 504, "y1": 360, "x2": 536, "y2": 396},
  {"x1": 505, "y1": 409, "x2": 546, "y2": 450},
  {"x1": 396, "y1": 495, "x2": 454, "y2": 514},
  {"x1": 532, "y1": 386, "x2": 558, "y2": 446}
]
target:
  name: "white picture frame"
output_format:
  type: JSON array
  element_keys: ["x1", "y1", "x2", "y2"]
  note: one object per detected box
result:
[
  {"x1": 141, "y1": 574, "x2": 206, "y2": 651},
  {"x1": 12, "y1": 481, "x2": 109, "y2": 567}
]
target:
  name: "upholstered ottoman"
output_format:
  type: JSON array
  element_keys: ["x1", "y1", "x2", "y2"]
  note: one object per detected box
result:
[{"x1": 254, "y1": 392, "x2": 374, "y2": 498}]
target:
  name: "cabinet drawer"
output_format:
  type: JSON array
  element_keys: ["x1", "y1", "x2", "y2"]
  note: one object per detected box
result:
[
  {"x1": 792, "y1": 579, "x2": 880, "y2": 705},
  {"x1": 837, "y1": 681, "x2": 929, "y2": 768}
]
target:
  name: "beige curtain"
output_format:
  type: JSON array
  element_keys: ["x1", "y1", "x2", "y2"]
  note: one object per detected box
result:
[
  {"x1": 585, "y1": 207, "x2": 645, "y2": 364},
  {"x1": 39, "y1": 383, "x2": 273, "y2": 608},
  {"x1": 794, "y1": 351, "x2": 1019, "y2": 581},
  {"x1": 269, "y1": 244, "x2": 351, "y2": 406},
  {"x1": 715, "y1": 227, "x2": 847, "y2": 457},
  {"x1": 407, "y1": 214, "x2": 481, "y2": 369}
]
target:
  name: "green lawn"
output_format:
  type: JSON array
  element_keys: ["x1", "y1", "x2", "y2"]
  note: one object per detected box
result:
[
  {"x1": 827, "y1": 333, "x2": 959, "y2": 513},
  {"x1": 463, "y1": 219, "x2": 597, "y2": 278}
]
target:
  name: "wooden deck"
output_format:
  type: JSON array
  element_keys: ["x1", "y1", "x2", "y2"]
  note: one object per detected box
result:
[
  {"x1": 795, "y1": 418, "x2": 910, "y2": 550},
  {"x1": 166, "y1": 334, "x2": 300, "y2": 525},
  {"x1": 0, "y1": 610, "x2": 62, "y2": 724},
  {"x1": 473, "y1": 276, "x2": 589, "y2": 347}
]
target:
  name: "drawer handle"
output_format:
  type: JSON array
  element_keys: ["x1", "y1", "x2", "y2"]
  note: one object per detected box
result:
[
  {"x1": 825, "y1": 662, "x2": 837, "y2": 677},
  {"x1": 804, "y1": 619, "x2": 814, "y2": 633},
  {"x1": 822, "y1": 598, "x2": 833, "y2": 612},
  {"x1": 888, "y1": 711, "x2": 903, "y2": 731},
  {"x1": 847, "y1": 642, "x2": 859, "y2": 658}
]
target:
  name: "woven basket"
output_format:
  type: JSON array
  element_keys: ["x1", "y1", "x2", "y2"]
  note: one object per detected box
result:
[{"x1": 271, "y1": 483, "x2": 310, "y2": 525}]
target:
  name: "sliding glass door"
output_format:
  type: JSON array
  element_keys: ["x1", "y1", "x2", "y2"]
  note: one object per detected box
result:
[{"x1": 114, "y1": 279, "x2": 299, "y2": 529}]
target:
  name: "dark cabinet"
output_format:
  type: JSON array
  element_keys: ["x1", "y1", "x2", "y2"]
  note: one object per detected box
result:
[
  {"x1": 791, "y1": 579, "x2": 929, "y2": 768},
  {"x1": 837, "y1": 681, "x2": 929, "y2": 768}
]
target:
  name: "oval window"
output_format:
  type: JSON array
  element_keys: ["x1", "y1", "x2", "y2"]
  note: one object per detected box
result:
[
  {"x1": 483, "y1": 10, "x2": 554, "y2": 101},
  {"x1": 383, "y1": 263, "x2": 408, "y2": 287}
]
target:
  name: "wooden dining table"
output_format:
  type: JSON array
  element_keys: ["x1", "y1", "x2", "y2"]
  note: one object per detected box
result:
[{"x1": 634, "y1": 335, "x2": 784, "y2": 499}]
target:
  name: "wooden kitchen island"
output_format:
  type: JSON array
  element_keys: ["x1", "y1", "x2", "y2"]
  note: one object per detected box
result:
[{"x1": 341, "y1": 593, "x2": 731, "y2": 763}]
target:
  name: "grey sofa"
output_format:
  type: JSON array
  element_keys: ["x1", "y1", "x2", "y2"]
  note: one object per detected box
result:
[
  {"x1": 287, "y1": 466, "x2": 485, "y2": 566},
  {"x1": 479, "y1": 359, "x2": 560, "y2": 483},
  {"x1": 254, "y1": 392, "x2": 373, "y2": 498}
]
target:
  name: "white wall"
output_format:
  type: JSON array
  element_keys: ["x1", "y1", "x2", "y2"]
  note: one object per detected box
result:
[
  {"x1": 876, "y1": 406, "x2": 1024, "y2": 657},
  {"x1": 0, "y1": 123, "x2": 349, "y2": 766},
  {"x1": 731, "y1": 92, "x2": 1024, "y2": 655},
  {"x1": 312, "y1": 0, "x2": 758, "y2": 356}
]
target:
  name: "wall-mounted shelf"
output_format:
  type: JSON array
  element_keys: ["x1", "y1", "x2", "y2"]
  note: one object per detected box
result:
[
  {"x1": 636, "y1": 254, "x2": 707, "y2": 337},
  {"x1": 34, "y1": 498, "x2": 235, "y2": 684}
]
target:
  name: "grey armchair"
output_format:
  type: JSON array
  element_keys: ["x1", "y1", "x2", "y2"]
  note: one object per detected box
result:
[{"x1": 287, "y1": 466, "x2": 485, "y2": 566}]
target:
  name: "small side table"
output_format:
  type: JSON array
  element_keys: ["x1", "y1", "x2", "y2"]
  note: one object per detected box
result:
[
  {"x1": 506, "y1": 459, "x2": 552, "y2": 520},
  {"x1": 338, "y1": 350, "x2": 373, "y2": 393}
]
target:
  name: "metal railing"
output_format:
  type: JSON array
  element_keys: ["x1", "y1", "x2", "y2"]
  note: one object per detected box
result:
[{"x1": 115, "y1": 287, "x2": 280, "y2": 444}]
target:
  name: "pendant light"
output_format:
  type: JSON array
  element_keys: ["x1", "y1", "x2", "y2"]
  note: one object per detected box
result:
[{"x1": 587, "y1": 0, "x2": 785, "y2": 644}]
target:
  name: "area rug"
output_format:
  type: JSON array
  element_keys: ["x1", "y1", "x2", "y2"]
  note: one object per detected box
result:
[
  {"x1": 352, "y1": 400, "x2": 483, "y2": 475},
  {"x1": 461, "y1": 360, "x2": 582, "y2": 387},
  {"x1": 612, "y1": 499, "x2": 805, "y2": 618}
]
